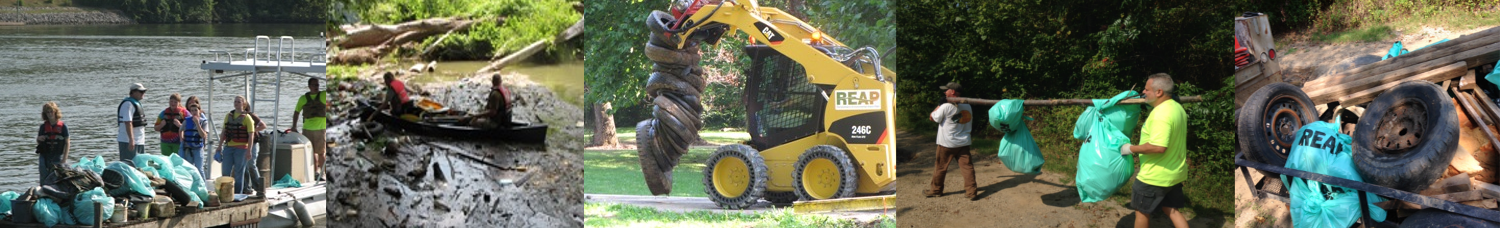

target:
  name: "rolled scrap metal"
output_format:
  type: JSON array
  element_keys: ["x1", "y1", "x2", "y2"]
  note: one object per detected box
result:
[{"x1": 636, "y1": 10, "x2": 708, "y2": 195}]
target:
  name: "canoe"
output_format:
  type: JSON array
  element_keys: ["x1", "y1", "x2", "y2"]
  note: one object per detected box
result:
[{"x1": 357, "y1": 100, "x2": 547, "y2": 143}]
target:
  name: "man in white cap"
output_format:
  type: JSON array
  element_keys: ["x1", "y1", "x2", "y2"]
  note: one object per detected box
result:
[{"x1": 118, "y1": 83, "x2": 149, "y2": 162}]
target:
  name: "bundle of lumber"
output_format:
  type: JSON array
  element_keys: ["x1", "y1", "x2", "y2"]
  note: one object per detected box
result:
[
  {"x1": 1446, "y1": 79, "x2": 1500, "y2": 185},
  {"x1": 1301, "y1": 26, "x2": 1500, "y2": 106},
  {"x1": 1383, "y1": 173, "x2": 1500, "y2": 213}
]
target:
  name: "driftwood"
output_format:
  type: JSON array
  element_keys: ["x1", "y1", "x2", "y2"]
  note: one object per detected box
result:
[
  {"x1": 476, "y1": 16, "x2": 585, "y2": 74},
  {"x1": 946, "y1": 95, "x2": 1204, "y2": 106},
  {"x1": 332, "y1": 17, "x2": 481, "y2": 64}
]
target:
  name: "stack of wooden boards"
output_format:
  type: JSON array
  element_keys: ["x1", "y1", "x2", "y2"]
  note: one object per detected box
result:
[
  {"x1": 1301, "y1": 26, "x2": 1500, "y2": 106},
  {"x1": 1382, "y1": 173, "x2": 1500, "y2": 214}
]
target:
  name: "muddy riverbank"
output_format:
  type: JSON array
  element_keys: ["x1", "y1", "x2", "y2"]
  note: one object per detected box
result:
[{"x1": 325, "y1": 67, "x2": 584, "y2": 227}]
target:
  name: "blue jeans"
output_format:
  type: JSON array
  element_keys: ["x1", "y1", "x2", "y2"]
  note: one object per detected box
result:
[
  {"x1": 221, "y1": 146, "x2": 249, "y2": 193},
  {"x1": 117, "y1": 142, "x2": 143, "y2": 165},
  {"x1": 181, "y1": 146, "x2": 206, "y2": 180}
]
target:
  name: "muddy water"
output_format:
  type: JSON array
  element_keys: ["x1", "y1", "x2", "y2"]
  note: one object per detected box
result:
[
  {"x1": 403, "y1": 61, "x2": 584, "y2": 107},
  {"x1": 0, "y1": 23, "x2": 324, "y2": 192}
]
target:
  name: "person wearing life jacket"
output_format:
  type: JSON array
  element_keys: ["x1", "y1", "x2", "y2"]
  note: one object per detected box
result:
[
  {"x1": 155, "y1": 93, "x2": 189, "y2": 157},
  {"x1": 118, "y1": 83, "x2": 148, "y2": 163},
  {"x1": 466, "y1": 74, "x2": 513, "y2": 128},
  {"x1": 36, "y1": 101, "x2": 69, "y2": 185},
  {"x1": 219, "y1": 96, "x2": 258, "y2": 194},
  {"x1": 384, "y1": 72, "x2": 416, "y2": 115},
  {"x1": 293, "y1": 77, "x2": 329, "y2": 181},
  {"x1": 182, "y1": 96, "x2": 210, "y2": 180}
]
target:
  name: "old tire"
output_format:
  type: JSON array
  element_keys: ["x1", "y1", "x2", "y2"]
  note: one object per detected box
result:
[
  {"x1": 793, "y1": 145, "x2": 858, "y2": 201},
  {"x1": 637, "y1": 121, "x2": 675, "y2": 195},
  {"x1": 645, "y1": 10, "x2": 680, "y2": 48},
  {"x1": 1353, "y1": 80, "x2": 1459, "y2": 192},
  {"x1": 1399, "y1": 209, "x2": 1500, "y2": 228},
  {"x1": 703, "y1": 144, "x2": 768, "y2": 209},
  {"x1": 1237, "y1": 82, "x2": 1318, "y2": 173},
  {"x1": 764, "y1": 191, "x2": 798, "y2": 205}
]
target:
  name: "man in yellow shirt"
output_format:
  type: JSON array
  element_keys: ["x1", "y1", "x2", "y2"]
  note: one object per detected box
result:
[
  {"x1": 293, "y1": 78, "x2": 328, "y2": 181},
  {"x1": 1119, "y1": 73, "x2": 1189, "y2": 228}
]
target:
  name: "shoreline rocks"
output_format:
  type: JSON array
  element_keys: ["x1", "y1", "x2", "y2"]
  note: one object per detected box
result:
[{"x1": 0, "y1": 7, "x2": 134, "y2": 25}]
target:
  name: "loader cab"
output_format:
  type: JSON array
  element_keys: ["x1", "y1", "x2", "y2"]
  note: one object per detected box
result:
[{"x1": 742, "y1": 45, "x2": 827, "y2": 150}]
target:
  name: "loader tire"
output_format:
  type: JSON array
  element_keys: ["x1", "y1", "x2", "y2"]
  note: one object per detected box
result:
[
  {"x1": 794, "y1": 145, "x2": 858, "y2": 201},
  {"x1": 704, "y1": 144, "x2": 768, "y2": 209}
]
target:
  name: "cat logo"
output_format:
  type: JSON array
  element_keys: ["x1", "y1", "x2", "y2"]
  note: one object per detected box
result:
[
  {"x1": 753, "y1": 22, "x2": 784, "y2": 45},
  {"x1": 834, "y1": 89, "x2": 881, "y2": 110}
]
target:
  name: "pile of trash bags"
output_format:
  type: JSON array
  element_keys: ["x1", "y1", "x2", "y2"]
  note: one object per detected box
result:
[
  {"x1": 1073, "y1": 91, "x2": 1142, "y2": 203},
  {"x1": 989, "y1": 99, "x2": 1044, "y2": 174},
  {"x1": 10, "y1": 153, "x2": 216, "y2": 227},
  {"x1": 1281, "y1": 120, "x2": 1386, "y2": 227}
]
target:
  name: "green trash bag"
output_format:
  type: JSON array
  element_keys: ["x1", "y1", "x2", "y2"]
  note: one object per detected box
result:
[
  {"x1": 1485, "y1": 61, "x2": 1500, "y2": 92},
  {"x1": 0, "y1": 191, "x2": 18, "y2": 215},
  {"x1": 34, "y1": 198, "x2": 64, "y2": 227},
  {"x1": 169, "y1": 154, "x2": 209, "y2": 208},
  {"x1": 989, "y1": 99, "x2": 1044, "y2": 174},
  {"x1": 1280, "y1": 120, "x2": 1386, "y2": 227},
  {"x1": 134, "y1": 154, "x2": 177, "y2": 182},
  {"x1": 105, "y1": 161, "x2": 155, "y2": 197},
  {"x1": 1074, "y1": 91, "x2": 1141, "y2": 203},
  {"x1": 272, "y1": 174, "x2": 303, "y2": 188},
  {"x1": 72, "y1": 155, "x2": 106, "y2": 174},
  {"x1": 70, "y1": 187, "x2": 113, "y2": 225}
]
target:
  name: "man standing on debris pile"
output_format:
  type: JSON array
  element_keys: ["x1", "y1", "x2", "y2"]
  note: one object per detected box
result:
[
  {"x1": 1119, "y1": 73, "x2": 1190, "y2": 228},
  {"x1": 925, "y1": 82, "x2": 977, "y2": 200}
]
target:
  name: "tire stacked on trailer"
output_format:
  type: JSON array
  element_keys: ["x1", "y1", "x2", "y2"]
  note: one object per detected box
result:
[
  {"x1": 1352, "y1": 81, "x2": 1459, "y2": 192},
  {"x1": 637, "y1": 10, "x2": 709, "y2": 196},
  {"x1": 1238, "y1": 82, "x2": 1318, "y2": 173}
]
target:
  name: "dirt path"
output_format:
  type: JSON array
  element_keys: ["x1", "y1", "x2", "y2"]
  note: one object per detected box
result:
[
  {"x1": 895, "y1": 131, "x2": 1229, "y2": 228},
  {"x1": 1233, "y1": 167, "x2": 1292, "y2": 228}
]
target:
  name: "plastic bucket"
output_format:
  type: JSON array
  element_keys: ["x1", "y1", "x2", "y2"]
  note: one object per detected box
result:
[
  {"x1": 10, "y1": 200, "x2": 34, "y2": 223},
  {"x1": 216, "y1": 177, "x2": 235, "y2": 203},
  {"x1": 111, "y1": 205, "x2": 127, "y2": 223}
]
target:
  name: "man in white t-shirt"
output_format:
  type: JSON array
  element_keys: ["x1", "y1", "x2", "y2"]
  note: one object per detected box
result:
[
  {"x1": 118, "y1": 83, "x2": 149, "y2": 162},
  {"x1": 925, "y1": 82, "x2": 977, "y2": 200}
]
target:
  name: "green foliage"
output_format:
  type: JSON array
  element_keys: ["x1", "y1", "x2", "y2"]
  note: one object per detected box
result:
[
  {"x1": 350, "y1": 0, "x2": 581, "y2": 60},
  {"x1": 583, "y1": 0, "x2": 654, "y2": 108},
  {"x1": 73, "y1": 0, "x2": 324, "y2": 23},
  {"x1": 897, "y1": 0, "x2": 1241, "y2": 214}
]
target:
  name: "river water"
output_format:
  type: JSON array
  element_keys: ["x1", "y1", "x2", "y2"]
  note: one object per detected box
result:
[{"x1": 0, "y1": 23, "x2": 325, "y2": 192}]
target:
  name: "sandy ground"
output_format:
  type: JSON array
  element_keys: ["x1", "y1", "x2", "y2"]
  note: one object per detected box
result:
[
  {"x1": 1277, "y1": 26, "x2": 1494, "y2": 85},
  {"x1": 584, "y1": 194, "x2": 891, "y2": 222},
  {"x1": 1232, "y1": 167, "x2": 1291, "y2": 228},
  {"x1": 894, "y1": 131, "x2": 1229, "y2": 228},
  {"x1": 324, "y1": 70, "x2": 584, "y2": 227}
]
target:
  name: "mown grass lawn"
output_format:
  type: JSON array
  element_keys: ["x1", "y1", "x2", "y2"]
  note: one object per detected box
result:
[
  {"x1": 585, "y1": 127, "x2": 750, "y2": 197},
  {"x1": 585, "y1": 202, "x2": 895, "y2": 228}
]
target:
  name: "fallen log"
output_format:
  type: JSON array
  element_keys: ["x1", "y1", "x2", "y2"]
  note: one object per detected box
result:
[
  {"x1": 946, "y1": 95, "x2": 1204, "y2": 106},
  {"x1": 338, "y1": 17, "x2": 479, "y2": 49}
]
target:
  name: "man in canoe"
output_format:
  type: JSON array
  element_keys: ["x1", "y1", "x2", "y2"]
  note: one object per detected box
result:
[
  {"x1": 384, "y1": 72, "x2": 417, "y2": 116},
  {"x1": 462, "y1": 74, "x2": 513, "y2": 128},
  {"x1": 155, "y1": 93, "x2": 188, "y2": 157},
  {"x1": 293, "y1": 77, "x2": 328, "y2": 180},
  {"x1": 118, "y1": 83, "x2": 148, "y2": 162}
]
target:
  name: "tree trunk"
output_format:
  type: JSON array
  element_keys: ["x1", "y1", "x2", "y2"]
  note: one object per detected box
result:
[{"x1": 590, "y1": 102, "x2": 619, "y2": 147}]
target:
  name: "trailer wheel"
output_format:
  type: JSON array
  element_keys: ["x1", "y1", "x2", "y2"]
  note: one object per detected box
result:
[
  {"x1": 703, "y1": 144, "x2": 768, "y2": 209},
  {"x1": 793, "y1": 145, "x2": 857, "y2": 201},
  {"x1": 1238, "y1": 82, "x2": 1317, "y2": 173},
  {"x1": 1400, "y1": 209, "x2": 1500, "y2": 228},
  {"x1": 1353, "y1": 80, "x2": 1459, "y2": 192}
]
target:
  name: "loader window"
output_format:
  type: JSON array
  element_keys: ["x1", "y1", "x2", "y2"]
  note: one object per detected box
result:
[{"x1": 743, "y1": 45, "x2": 826, "y2": 150}]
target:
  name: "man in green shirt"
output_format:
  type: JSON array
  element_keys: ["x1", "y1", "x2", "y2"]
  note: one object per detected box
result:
[
  {"x1": 292, "y1": 77, "x2": 328, "y2": 181},
  {"x1": 1119, "y1": 73, "x2": 1189, "y2": 228}
]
